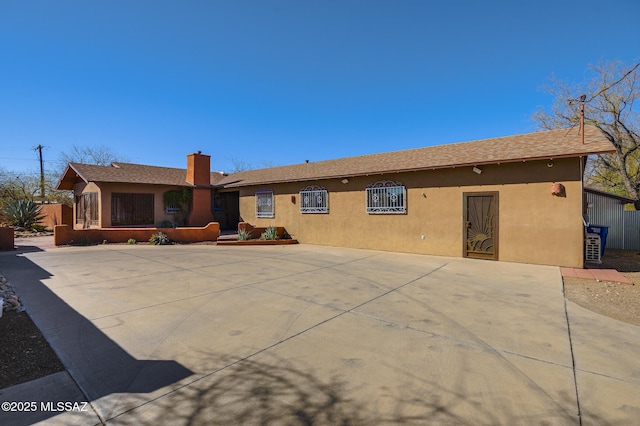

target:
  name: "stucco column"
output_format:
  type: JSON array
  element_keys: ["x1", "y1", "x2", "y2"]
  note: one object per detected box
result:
[{"x1": 188, "y1": 187, "x2": 214, "y2": 226}]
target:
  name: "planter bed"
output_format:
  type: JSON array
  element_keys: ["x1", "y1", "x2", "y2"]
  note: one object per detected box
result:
[{"x1": 216, "y1": 239, "x2": 298, "y2": 246}]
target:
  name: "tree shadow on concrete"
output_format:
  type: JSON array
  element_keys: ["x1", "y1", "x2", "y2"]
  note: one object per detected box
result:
[
  {"x1": 107, "y1": 351, "x2": 618, "y2": 426},
  {"x1": 0, "y1": 249, "x2": 193, "y2": 425}
]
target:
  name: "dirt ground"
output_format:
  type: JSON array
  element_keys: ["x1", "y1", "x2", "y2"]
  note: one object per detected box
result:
[{"x1": 564, "y1": 249, "x2": 640, "y2": 326}]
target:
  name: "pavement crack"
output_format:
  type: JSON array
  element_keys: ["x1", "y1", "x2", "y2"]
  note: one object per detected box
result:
[{"x1": 563, "y1": 277, "x2": 583, "y2": 425}]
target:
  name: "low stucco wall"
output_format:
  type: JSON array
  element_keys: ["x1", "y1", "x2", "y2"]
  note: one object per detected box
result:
[
  {"x1": 40, "y1": 204, "x2": 73, "y2": 229},
  {"x1": 0, "y1": 227, "x2": 14, "y2": 251},
  {"x1": 238, "y1": 222, "x2": 287, "y2": 239},
  {"x1": 54, "y1": 222, "x2": 220, "y2": 246}
]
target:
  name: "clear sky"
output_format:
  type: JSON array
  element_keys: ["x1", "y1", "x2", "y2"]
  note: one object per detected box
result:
[{"x1": 1, "y1": 0, "x2": 639, "y2": 178}]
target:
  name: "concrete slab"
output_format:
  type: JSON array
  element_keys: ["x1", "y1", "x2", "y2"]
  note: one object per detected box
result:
[
  {"x1": 0, "y1": 371, "x2": 100, "y2": 425},
  {"x1": 566, "y1": 301, "x2": 640, "y2": 424},
  {"x1": 0, "y1": 243, "x2": 638, "y2": 424}
]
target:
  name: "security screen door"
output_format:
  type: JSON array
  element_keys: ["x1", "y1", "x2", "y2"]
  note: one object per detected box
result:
[{"x1": 463, "y1": 192, "x2": 498, "y2": 260}]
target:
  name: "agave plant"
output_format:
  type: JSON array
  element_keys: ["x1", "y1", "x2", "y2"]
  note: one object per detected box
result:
[
  {"x1": 237, "y1": 228, "x2": 251, "y2": 241},
  {"x1": 149, "y1": 231, "x2": 171, "y2": 245},
  {"x1": 2, "y1": 199, "x2": 45, "y2": 229},
  {"x1": 260, "y1": 226, "x2": 278, "y2": 240}
]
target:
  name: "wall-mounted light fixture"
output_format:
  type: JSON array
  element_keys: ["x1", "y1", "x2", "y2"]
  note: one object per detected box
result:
[
  {"x1": 290, "y1": 195, "x2": 296, "y2": 204},
  {"x1": 472, "y1": 166, "x2": 482, "y2": 175},
  {"x1": 341, "y1": 178, "x2": 349, "y2": 184}
]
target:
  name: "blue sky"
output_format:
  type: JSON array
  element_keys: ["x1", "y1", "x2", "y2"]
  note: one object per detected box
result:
[{"x1": 1, "y1": 0, "x2": 639, "y2": 177}]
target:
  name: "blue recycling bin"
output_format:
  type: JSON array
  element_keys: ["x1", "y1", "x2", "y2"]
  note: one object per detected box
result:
[{"x1": 586, "y1": 225, "x2": 609, "y2": 256}]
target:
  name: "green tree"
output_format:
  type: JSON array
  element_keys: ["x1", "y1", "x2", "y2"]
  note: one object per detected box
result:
[{"x1": 533, "y1": 60, "x2": 640, "y2": 201}]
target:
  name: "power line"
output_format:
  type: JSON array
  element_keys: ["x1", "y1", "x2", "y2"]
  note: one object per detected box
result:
[{"x1": 587, "y1": 62, "x2": 640, "y2": 102}]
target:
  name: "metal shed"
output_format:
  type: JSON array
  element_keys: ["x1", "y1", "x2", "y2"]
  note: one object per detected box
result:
[{"x1": 585, "y1": 188, "x2": 640, "y2": 250}]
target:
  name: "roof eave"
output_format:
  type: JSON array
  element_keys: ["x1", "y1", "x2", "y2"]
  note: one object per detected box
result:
[
  {"x1": 218, "y1": 149, "x2": 616, "y2": 189},
  {"x1": 56, "y1": 164, "x2": 89, "y2": 190}
]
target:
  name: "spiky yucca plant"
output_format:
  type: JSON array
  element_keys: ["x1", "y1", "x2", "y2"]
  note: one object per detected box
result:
[
  {"x1": 2, "y1": 200, "x2": 45, "y2": 229},
  {"x1": 260, "y1": 226, "x2": 278, "y2": 240},
  {"x1": 149, "y1": 231, "x2": 171, "y2": 245}
]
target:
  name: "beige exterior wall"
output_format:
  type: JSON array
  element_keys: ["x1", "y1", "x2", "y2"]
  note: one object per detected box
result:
[
  {"x1": 238, "y1": 158, "x2": 585, "y2": 267},
  {"x1": 73, "y1": 182, "x2": 188, "y2": 228}
]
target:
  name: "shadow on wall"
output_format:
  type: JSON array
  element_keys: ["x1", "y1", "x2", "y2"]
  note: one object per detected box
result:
[{"x1": 0, "y1": 250, "x2": 193, "y2": 425}]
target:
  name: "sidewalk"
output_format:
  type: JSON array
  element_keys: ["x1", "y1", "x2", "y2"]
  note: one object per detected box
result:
[{"x1": 560, "y1": 267, "x2": 633, "y2": 284}]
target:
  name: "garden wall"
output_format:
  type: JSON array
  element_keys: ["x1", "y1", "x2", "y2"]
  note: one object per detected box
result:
[
  {"x1": 0, "y1": 227, "x2": 14, "y2": 251},
  {"x1": 40, "y1": 204, "x2": 73, "y2": 230},
  {"x1": 54, "y1": 222, "x2": 220, "y2": 246}
]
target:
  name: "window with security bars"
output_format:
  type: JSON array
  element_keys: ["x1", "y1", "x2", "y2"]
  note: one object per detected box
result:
[
  {"x1": 256, "y1": 190, "x2": 274, "y2": 218},
  {"x1": 111, "y1": 193, "x2": 154, "y2": 225},
  {"x1": 76, "y1": 192, "x2": 98, "y2": 226},
  {"x1": 300, "y1": 186, "x2": 328, "y2": 213},
  {"x1": 366, "y1": 181, "x2": 406, "y2": 214}
]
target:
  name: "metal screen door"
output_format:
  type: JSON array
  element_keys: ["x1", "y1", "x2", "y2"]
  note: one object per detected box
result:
[{"x1": 463, "y1": 192, "x2": 498, "y2": 260}]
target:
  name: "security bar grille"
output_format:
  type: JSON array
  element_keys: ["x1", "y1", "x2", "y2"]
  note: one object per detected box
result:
[
  {"x1": 256, "y1": 190, "x2": 274, "y2": 218},
  {"x1": 300, "y1": 185, "x2": 328, "y2": 213},
  {"x1": 366, "y1": 180, "x2": 406, "y2": 214}
]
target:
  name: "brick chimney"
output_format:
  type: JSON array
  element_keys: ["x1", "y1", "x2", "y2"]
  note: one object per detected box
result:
[{"x1": 186, "y1": 152, "x2": 214, "y2": 226}]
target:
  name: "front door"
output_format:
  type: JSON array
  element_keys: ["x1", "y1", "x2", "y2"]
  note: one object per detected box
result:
[{"x1": 463, "y1": 192, "x2": 498, "y2": 260}]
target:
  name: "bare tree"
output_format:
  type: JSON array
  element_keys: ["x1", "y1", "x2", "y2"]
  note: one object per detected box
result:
[
  {"x1": 229, "y1": 157, "x2": 254, "y2": 173},
  {"x1": 533, "y1": 60, "x2": 640, "y2": 201},
  {"x1": 59, "y1": 144, "x2": 128, "y2": 167}
]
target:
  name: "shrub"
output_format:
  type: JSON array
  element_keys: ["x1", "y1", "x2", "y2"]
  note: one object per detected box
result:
[
  {"x1": 2, "y1": 200, "x2": 44, "y2": 229},
  {"x1": 127, "y1": 238, "x2": 136, "y2": 245},
  {"x1": 150, "y1": 231, "x2": 171, "y2": 245},
  {"x1": 79, "y1": 236, "x2": 91, "y2": 246},
  {"x1": 237, "y1": 229, "x2": 251, "y2": 241},
  {"x1": 260, "y1": 226, "x2": 278, "y2": 240},
  {"x1": 30, "y1": 223, "x2": 47, "y2": 232}
]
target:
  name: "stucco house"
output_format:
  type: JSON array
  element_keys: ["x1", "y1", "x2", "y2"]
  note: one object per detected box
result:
[{"x1": 57, "y1": 125, "x2": 614, "y2": 267}]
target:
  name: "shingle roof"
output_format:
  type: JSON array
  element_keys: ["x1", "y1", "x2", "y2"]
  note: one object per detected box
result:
[
  {"x1": 56, "y1": 125, "x2": 615, "y2": 191},
  {"x1": 56, "y1": 162, "x2": 225, "y2": 190},
  {"x1": 217, "y1": 125, "x2": 615, "y2": 188}
]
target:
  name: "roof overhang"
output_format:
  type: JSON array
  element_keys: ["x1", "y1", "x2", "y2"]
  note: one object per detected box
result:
[
  {"x1": 56, "y1": 164, "x2": 88, "y2": 190},
  {"x1": 585, "y1": 187, "x2": 636, "y2": 204}
]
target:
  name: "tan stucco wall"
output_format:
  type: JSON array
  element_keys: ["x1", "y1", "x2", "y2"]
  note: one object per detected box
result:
[
  {"x1": 74, "y1": 182, "x2": 188, "y2": 228},
  {"x1": 238, "y1": 158, "x2": 585, "y2": 267}
]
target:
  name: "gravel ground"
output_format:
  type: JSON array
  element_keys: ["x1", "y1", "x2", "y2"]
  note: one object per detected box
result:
[{"x1": 564, "y1": 249, "x2": 640, "y2": 326}]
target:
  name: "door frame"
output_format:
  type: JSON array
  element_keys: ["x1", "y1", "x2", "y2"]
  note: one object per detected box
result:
[{"x1": 462, "y1": 191, "x2": 499, "y2": 261}]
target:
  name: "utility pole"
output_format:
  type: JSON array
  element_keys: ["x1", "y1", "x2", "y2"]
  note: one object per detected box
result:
[
  {"x1": 579, "y1": 94, "x2": 586, "y2": 145},
  {"x1": 35, "y1": 145, "x2": 45, "y2": 200}
]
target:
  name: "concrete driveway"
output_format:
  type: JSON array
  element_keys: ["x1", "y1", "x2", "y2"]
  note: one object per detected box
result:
[{"x1": 0, "y1": 242, "x2": 638, "y2": 425}]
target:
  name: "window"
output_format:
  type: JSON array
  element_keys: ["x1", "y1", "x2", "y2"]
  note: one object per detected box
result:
[
  {"x1": 76, "y1": 192, "x2": 98, "y2": 226},
  {"x1": 111, "y1": 193, "x2": 154, "y2": 225},
  {"x1": 256, "y1": 190, "x2": 274, "y2": 218},
  {"x1": 366, "y1": 180, "x2": 406, "y2": 214},
  {"x1": 165, "y1": 203, "x2": 181, "y2": 214},
  {"x1": 300, "y1": 185, "x2": 328, "y2": 213}
]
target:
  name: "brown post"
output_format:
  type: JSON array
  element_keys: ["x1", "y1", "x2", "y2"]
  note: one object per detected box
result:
[
  {"x1": 579, "y1": 94, "x2": 586, "y2": 145},
  {"x1": 186, "y1": 152, "x2": 215, "y2": 226}
]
